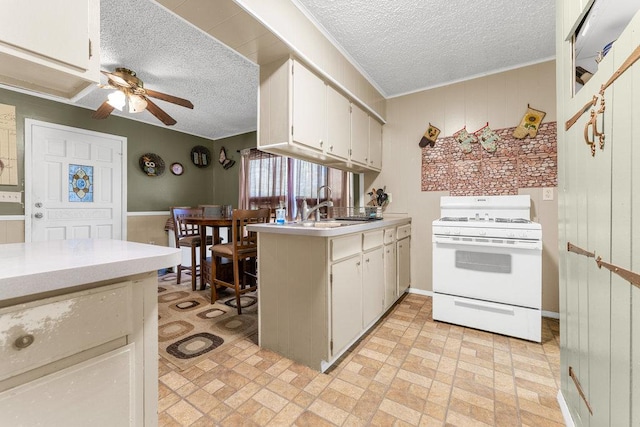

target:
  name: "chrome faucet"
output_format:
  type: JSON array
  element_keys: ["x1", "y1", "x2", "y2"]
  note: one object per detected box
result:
[{"x1": 301, "y1": 185, "x2": 333, "y2": 221}]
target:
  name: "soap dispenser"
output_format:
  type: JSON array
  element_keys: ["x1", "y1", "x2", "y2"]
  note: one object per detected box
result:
[{"x1": 275, "y1": 201, "x2": 286, "y2": 225}]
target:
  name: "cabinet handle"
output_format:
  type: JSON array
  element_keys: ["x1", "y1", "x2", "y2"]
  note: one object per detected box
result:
[
  {"x1": 365, "y1": 258, "x2": 370, "y2": 263},
  {"x1": 14, "y1": 334, "x2": 35, "y2": 349},
  {"x1": 356, "y1": 261, "x2": 361, "y2": 266}
]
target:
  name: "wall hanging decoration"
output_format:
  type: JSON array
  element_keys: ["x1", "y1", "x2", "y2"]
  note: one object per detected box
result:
[
  {"x1": 513, "y1": 105, "x2": 546, "y2": 139},
  {"x1": 69, "y1": 164, "x2": 93, "y2": 202},
  {"x1": 419, "y1": 123, "x2": 441, "y2": 147},
  {"x1": 218, "y1": 146, "x2": 236, "y2": 169},
  {"x1": 139, "y1": 153, "x2": 165, "y2": 176},
  {"x1": 0, "y1": 103, "x2": 18, "y2": 185},
  {"x1": 191, "y1": 145, "x2": 211, "y2": 168},
  {"x1": 475, "y1": 123, "x2": 499, "y2": 153},
  {"x1": 170, "y1": 162, "x2": 184, "y2": 176},
  {"x1": 453, "y1": 126, "x2": 477, "y2": 153}
]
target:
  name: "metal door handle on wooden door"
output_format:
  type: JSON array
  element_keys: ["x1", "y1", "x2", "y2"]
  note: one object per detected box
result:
[{"x1": 34, "y1": 213, "x2": 43, "y2": 219}]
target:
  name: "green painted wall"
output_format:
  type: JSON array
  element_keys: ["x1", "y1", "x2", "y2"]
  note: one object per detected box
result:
[
  {"x1": 212, "y1": 132, "x2": 256, "y2": 208},
  {"x1": 0, "y1": 87, "x2": 217, "y2": 213}
]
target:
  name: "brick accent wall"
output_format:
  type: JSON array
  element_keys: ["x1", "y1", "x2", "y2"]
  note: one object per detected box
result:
[{"x1": 421, "y1": 122, "x2": 557, "y2": 195}]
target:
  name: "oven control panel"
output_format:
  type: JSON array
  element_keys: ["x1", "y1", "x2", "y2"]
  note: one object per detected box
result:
[{"x1": 432, "y1": 224, "x2": 542, "y2": 241}]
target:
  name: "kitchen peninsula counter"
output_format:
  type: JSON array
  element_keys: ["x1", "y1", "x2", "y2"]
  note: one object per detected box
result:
[
  {"x1": 250, "y1": 215, "x2": 411, "y2": 371},
  {"x1": 247, "y1": 215, "x2": 410, "y2": 237},
  {"x1": 0, "y1": 239, "x2": 180, "y2": 426}
]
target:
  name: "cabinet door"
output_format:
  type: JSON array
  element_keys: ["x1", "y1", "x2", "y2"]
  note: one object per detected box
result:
[
  {"x1": 292, "y1": 61, "x2": 326, "y2": 152},
  {"x1": 0, "y1": 0, "x2": 89, "y2": 70},
  {"x1": 350, "y1": 103, "x2": 369, "y2": 165},
  {"x1": 0, "y1": 344, "x2": 136, "y2": 427},
  {"x1": 369, "y1": 118, "x2": 383, "y2": 170},
  {"x1": 384, "y1": 243, "x2": 397, "y2": 309},
  {"x1": 331, "y1": 256, "x2": 362, "y2": 356},
  {"x1": 362, "y1": 247, "x2": 384, "y2": 327},
  {"x1": 397, "y1": 237, "x2": 411, "y2": 292},
  {"x1": 326, "y1": 86, "x2": 351, "y2": 160}
]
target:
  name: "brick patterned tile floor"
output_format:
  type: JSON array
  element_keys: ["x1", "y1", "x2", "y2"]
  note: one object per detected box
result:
[{"x1": 158, "y1": 293, "x2": 562, "y2": 426}]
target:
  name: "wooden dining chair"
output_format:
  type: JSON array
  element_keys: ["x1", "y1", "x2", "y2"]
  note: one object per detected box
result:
[
  {"x1": 170, "y1": 207, "x2": 212, "y2": 290},
  {"x1": 207, "y1": 208, "x2": 270, "y2": 314}
]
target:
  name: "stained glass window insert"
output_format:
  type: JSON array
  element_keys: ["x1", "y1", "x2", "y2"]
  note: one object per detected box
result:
[{"x1": 69, "y1": 164, "x2": 93, "y2": 202}]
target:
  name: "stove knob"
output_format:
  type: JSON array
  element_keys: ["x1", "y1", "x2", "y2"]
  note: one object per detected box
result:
[
  {"x1": 479, "y1": 230, "x2": 486, "y2": 236},
  {"x1": 520, "y1": 231, "x2": 528, "y2": 238},
  {"x1": 444, "y1": 229, "x2": 451, "y2": 235},
  {"x1": 507, "y1": 231, "x2": 515, "y2": 238},
  {"x1": 453, "y1": 229, "x2": 460, "y2": 235}
]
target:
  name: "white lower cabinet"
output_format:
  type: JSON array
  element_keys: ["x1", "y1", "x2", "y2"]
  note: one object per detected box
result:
[
  {"x1": 397, "y1": 236, "x2": 411, "y2": 292},
  {"x1": 362, "y1": 246, "x2": 384, "y2": 328},
  {"x1": 0, "y1": 274, "x2": 158, "y2": 426},
  {"x1": 0, "y1": 345, "x2": 135, "y2": 427},
  {"x1": 384, "y1": 242, "x2": 397, "y2": 309},
  {"x1": 257, "y1": 220, "x2": 411, "y2": 371},
  {"x1": 331, "y1": 255, "x2": 363, "y2": 357}
]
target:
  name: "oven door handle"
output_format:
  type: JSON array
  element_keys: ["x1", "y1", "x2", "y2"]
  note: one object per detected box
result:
[
  {"x1": 454, "y1": 298, "x2": 515, "y2": 315},
  {"x1": 433, "y1": 235, "x2": 541, "y2": 250}
]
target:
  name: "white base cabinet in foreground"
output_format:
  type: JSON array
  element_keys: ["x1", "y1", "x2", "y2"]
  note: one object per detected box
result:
[{"x1": 0, "y1": 274, "x2": 157, "y2": 427}]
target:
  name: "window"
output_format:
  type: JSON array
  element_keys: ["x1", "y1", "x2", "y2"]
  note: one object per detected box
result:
[{"x1": 240, "y1": 149, "x2": 350, "y2": 220}]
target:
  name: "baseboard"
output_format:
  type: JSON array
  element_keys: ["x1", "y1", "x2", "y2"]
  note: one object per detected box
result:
[
  {"x1": 557, "y1": 389, "x2": 575, "y2": 427},
  {"x1": 542, "y1": 310, "x2": 560, "y2": 319},
  {"x1": 406, "y1": 288, "x2": 433, "y2": 297}
]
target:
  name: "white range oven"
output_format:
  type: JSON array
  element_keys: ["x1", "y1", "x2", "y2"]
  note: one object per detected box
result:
[{"x1": 432, "y1": 195, "x2": 542, "y2": 342}]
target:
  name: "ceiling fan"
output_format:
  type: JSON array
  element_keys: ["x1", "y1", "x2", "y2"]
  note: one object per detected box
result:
[{"x1": 92, "y1": 68, "x2": 194, "y2": 126}]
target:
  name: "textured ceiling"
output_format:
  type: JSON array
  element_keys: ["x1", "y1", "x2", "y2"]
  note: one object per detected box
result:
[
  {"x1": 295, "y1": 0, "x2": 556, "y2": 97},
  {"x1": 74, "y1": 0, "x2": 558, "y2": 140},
  {"x1": 75, "y1": 0, "x2": 258, "y2": 141}
]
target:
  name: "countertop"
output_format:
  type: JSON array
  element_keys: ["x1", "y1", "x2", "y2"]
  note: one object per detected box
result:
[
  {"x1": 0, "y1": 239, "x2": 181, "y2": 302},
  {"x1": 247, "y1": 215, "x2": 411, "y2": 237}
]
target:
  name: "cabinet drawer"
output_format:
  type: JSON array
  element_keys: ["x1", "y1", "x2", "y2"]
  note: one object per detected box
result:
[
  {"x1": 363, "y1": 230, "x2": 383, "y2": 251},
  {"x1": 397, "y1": 224, "x2": 411, "y2": 239},
  {"x1": 383, "y1": 228, "x2": 396, "y2": 245},
  {"x1": 331, "y1": 234, "x2": 362, "y2": 261},
  {"x1": 0, "y1": 282, "x2": 133, "y2": 381}
]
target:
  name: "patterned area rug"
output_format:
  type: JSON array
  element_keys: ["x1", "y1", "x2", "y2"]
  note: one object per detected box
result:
[{"x1": 157, "y1": 272, "x2": 258, "y2": 371}]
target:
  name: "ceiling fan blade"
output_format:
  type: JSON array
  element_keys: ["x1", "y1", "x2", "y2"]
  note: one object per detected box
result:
[
  {"x1": 91, "y1": 101, "x2": 115, "y2": 119},
  {"x1": 145, "y1": 89, "x2": 194, "y2": 109},
  {"x1": 101, "y1": 70, "x2": 133, "y2": 89},
  {"x1": 145, "y1": 98, "x2": 177, "y2": 126}
]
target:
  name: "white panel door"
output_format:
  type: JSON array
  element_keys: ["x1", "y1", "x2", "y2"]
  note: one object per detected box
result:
[{"x1": 26, "y1": 120, "x2": 126, "y2": 241}]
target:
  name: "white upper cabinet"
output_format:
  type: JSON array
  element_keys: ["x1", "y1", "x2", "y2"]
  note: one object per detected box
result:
[
  {"x1": 369, "y1": 117, "x2": 382, "y2": 171},
  {"x1": 259, "y1": 56, "x2": 383, "y2": 172},
  {"x1": 325, "y1": 85, "x2": 351, "y2": 160},
  {"x1": 292, "y1": 60, "x2": 326, "y2": 152},
  {"x1": 0, "y1": 0, "x2": 100, "y2": 99},
  {"x1": 350, "y1": 103, "x2": 369, "y2": 166}
]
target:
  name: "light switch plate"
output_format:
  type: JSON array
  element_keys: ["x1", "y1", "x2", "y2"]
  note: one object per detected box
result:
[
  {"x1": 542, "y1": 187, "x2": 554, "y2": 201},
  {"x1": 0, "y1": 191, "x2": 21, "y2": 203}
]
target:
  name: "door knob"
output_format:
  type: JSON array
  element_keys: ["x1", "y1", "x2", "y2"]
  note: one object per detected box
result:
[
  {"x1": 35, "y1": 202, "x2": 42, "y2": 208},
  {"x1": 34, "y1": 212, "x2": 43, "y2": 219}
]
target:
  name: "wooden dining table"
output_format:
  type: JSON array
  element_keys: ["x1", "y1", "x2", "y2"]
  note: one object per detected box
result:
[{"x1": 180, "y1": 215, "x2": 233, "y2": 290}]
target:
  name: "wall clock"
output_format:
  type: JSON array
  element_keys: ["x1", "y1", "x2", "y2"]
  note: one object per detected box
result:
[{"x1": 170, "y1": 162, "x2": 184, "y2": 176}]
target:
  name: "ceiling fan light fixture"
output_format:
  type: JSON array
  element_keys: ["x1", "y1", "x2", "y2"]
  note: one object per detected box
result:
[
  {"x1": 129, "y1": 94, "x2": 148, "y2": 113},
  {"x1": 107, "y1": 90, "x2": 126, "y2": 111}
]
